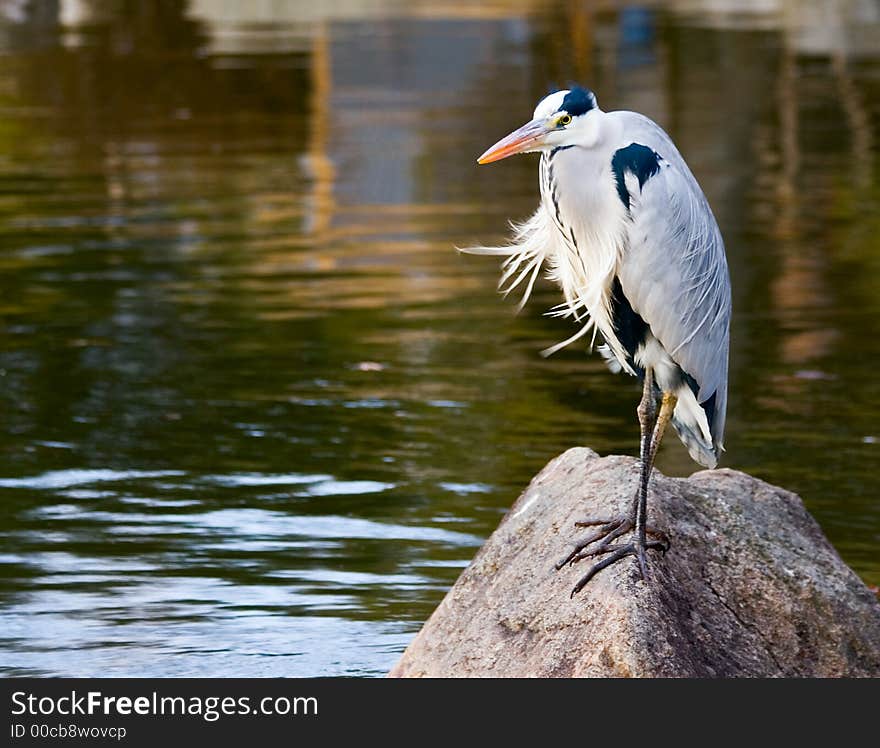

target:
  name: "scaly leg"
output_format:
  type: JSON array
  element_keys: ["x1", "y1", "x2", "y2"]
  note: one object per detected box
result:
[
  {"x1": 557, "y1": 372, "x2": 678, "y2": 595},
  {"x1": 633, "y1": 369, "x2": 659, "y2": 576},
  {"x1": 556, "y1": 370, "x2": 657, "y2": 569},
  {"x1": 633, "y1": 388, "x2": 676, "y2": 577}
]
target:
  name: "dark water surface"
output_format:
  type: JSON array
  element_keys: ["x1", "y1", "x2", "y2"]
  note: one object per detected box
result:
[{"x1": 0, "y1": 1, "x2": 878, "y2": 676}]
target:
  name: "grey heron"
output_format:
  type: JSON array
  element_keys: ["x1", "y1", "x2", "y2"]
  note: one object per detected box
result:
[{"x1": 463, "y1": 86, "x2": 731, "y2": 594}]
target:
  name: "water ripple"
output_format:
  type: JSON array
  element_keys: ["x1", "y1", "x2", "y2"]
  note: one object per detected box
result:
[{"x1": 0, "y1": 469, "x2": 186, "y2": 490}]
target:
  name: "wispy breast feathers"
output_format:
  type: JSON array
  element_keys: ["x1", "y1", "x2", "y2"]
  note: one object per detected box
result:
[
  {"x1": 459, "y1": 203, "x2": 618, "y2": 363},
  {"x1": 458, "y1": 209, "x2": 553, "y2": 312}
]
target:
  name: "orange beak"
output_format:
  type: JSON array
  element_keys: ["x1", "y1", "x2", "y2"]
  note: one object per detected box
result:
[{"x1": 477, "y1": 119, "x2": 548, "y2": 164}]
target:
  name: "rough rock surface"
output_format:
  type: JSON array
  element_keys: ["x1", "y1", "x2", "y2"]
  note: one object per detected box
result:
[{"x1": 390, "y1": 448, "x2": 880, "y2": 677}]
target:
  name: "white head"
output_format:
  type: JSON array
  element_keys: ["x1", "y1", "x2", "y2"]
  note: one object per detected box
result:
[{"x1": 477, "y1": 87, "x2": 602, "y2": 164}]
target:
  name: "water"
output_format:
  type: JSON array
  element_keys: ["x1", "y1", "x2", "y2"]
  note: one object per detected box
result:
[{"x1": 0, "y1": 1, "x2": 878, "y2": 677}]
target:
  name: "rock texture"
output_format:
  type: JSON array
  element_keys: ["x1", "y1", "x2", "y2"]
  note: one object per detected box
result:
[{"x1": 390, "y1": 448, "x2": 880, "y2": 677}]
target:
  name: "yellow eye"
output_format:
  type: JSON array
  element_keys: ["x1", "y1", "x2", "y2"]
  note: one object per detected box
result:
[{"x1": 558, "y1": 114, "x2": 572, "y2": 127}]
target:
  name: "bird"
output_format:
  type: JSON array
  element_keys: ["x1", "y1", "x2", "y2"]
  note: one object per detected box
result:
[{"x1": 463, "y1": 86, "x2": 731, "y2": 595}]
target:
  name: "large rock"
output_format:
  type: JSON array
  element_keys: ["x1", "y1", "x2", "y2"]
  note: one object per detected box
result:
[{"x1": 390, "y1": 448, "x2": 880, "y2": 677}]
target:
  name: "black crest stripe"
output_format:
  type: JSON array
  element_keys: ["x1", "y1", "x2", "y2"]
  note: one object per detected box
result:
[{"x1": 559, "y1": 87, "x2": 596, "y2": 117}]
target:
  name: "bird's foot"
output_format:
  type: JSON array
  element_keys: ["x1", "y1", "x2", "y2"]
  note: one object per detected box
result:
[
  {"x1": 566, "y1": 540, "x2": 669, "y2": 597},
  {"x1": 555, "y1": 516, "x2": 670, "y2": 595},
  {"x1": 555, "y1": 515, "x2": 669, "y2": 568}
]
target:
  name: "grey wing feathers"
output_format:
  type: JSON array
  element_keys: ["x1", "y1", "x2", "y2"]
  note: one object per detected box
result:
[{"x1": 614, "y1": 118, "x2": 731, "y2": 451}]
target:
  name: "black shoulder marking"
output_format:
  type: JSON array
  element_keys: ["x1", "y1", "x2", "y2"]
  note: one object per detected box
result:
[
  {"x1": 560, "y1": 87, "x2": 596, "y2": 117},
  {"x1": 609, "y1": 277, "x2": 650, "y2": 372},
  {"x1": 611, "y1": 143, "x2": 662, "y2": 210}
]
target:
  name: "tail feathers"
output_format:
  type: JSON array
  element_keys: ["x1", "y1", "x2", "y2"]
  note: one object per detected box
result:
[
  {"x1": 671, "y1": 385, "x2": 719, "y2": 468},
  {"x1": 672, "y1": 417, "x2": 718, "y2": 468}
]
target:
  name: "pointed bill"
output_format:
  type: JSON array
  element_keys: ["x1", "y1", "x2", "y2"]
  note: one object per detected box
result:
[{"x1": 477, "y1": 119, "x2": 548, "y2": 164}]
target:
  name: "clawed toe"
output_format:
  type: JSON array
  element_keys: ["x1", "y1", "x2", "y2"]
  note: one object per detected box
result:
[
  {"x1": 558, "y1": 517, "x2": 669, "y2": 567},
  {"x1": 568, "y1": 539, "x2": 669, "y2": 597},
  {"x1": 647, "y1": 527, "x2": 670, "y2": 549},
  {"x1": 556, "y1": 512, "x2": 670, "y2": 594},
  {"x1": 572, "y1": 537, "x2": 668, "y2": 562},
  {"x1": 574, "y1": 517, "x2": 624, "y2": 529},
  {"x1": 554, "y1": 518, "x2": 625, "y2": 570}
]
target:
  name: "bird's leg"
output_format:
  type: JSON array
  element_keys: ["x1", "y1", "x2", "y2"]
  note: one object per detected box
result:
[
  {"x1": 561, "y1": 407, "x2": 672, "y2": 566},
  {"x1": 633, "y1": 387, "x2": 676, "y2": 577},
  {"x1": 633, "y1": 370, "x2": 659, "y2": 577},
  {"x1": 556, "y1": 371, "x2": 656, "y2": 571},
  {"x1": 556, "y1": 372, "x2": 678, "y2": 594}
]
